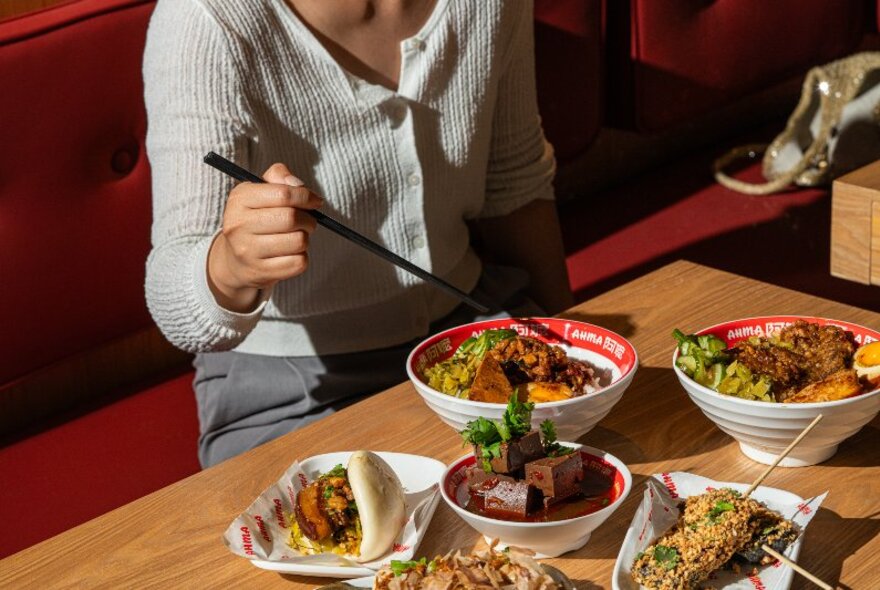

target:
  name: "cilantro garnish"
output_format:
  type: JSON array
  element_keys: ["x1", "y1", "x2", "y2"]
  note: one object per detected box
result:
[
  {"x1": 323, "y1": 464, "x2": 346, "y2": 479},
  {"x1": 322, "y1": 486, "x2": 333, "y2": 499},
  {"x1": 540, "y1": 419, "x2": 574, "y2": 457},
  {"x1": 707, "y1": 500, "x2": 735, "y2": 523},
  {"x1": 461, "y1": 394, "x2": 534, "y2": 472},
  {"x1": 454, "y1": 329, "x2": 516, "y2": 359},
  {"x1": 540, "y1": 419, "x2": 556, "y2": 443},
  {"x1": 501, "y1": 395, "x2": 534, "y2": 439},
  {"x1": 390, "y1": 557, "x2": 435, "y2": 577},
  {"x1": 653, "y1": 545, "x2": 679, "y2": 570}
]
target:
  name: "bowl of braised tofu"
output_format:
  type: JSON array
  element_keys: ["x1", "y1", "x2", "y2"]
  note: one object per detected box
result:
[
  {"x1": 406, "y1": 317, "x2": 638, "y2": 440},
  {"x1": 439, "y1": 399, "x2": 632, "y2": 557},
  {"x1": 672, "y1": 316, "x2": 880, "y2": 466}
]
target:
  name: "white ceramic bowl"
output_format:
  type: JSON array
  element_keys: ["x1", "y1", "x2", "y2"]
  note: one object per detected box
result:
[
  {"x1": 440, "y1": 443, "x2": 632, "y2": 558},
  {"x1": 406, "y1": 318, "x2": 638, "y2": 440},
  {"x1": 674, "y1": 315, "x2": 880, "y2": 467}
]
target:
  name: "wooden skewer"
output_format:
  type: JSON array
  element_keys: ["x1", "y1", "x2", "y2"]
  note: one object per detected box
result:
[
  {"x1": 761, "y1": 544, "x2": 834, "y2": 590},
  {"x1": 743, "y1": 414, "x2": 823, "y2": 498}
]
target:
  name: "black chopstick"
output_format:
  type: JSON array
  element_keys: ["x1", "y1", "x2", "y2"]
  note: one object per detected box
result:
[{"x1": 203, "y1": 152, "x2": 490, "y2": 314}]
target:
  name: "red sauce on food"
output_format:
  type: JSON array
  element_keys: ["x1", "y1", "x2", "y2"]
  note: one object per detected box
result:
[{"x1": 464, "y1": 468, "x2": 614, "y2": 523}]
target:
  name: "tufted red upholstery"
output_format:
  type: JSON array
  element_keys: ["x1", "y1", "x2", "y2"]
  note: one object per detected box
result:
[
  {"x1": 0, "y1": 0, "x2": 204, "y2": 560},
  {"x1": 607, "y1": 0, "x2": 866, "y2": 132},
  {"x1": 0, "y1": 371, "x2": 199, "y2": 558},
  {"x1": 0, "y1": 0, "x2": 156, "y2": 386},
  {"x1": 534, "y1": 0, "x2": 604, "y2": 160}
]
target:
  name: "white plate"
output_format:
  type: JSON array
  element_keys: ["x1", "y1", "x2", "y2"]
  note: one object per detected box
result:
[
  {"x1": 611, "y1": 473, "x2": 825, "y2": 590},
  {"x1": 234, "y1": 451, "x2": 444, "y2": 578}
]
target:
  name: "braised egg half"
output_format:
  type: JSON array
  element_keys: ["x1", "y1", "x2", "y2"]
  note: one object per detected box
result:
[{"x1": 853, "y1": 341, "x2": 880, "y2": 387}]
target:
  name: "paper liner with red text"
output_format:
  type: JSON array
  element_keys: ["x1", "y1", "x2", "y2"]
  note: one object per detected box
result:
[
  {"x1": 223, "y1": 458, "x2": 439, "y2": 569},
  {"x1": 621, "y1": 472, "x2": 826, "y2": 590}
]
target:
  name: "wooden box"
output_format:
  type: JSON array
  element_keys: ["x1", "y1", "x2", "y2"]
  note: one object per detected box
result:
[{"x1": 831, "y1": 160, "x2": 880, "y2": 285}]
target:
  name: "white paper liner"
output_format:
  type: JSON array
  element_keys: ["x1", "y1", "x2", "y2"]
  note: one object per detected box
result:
[
  {"x1": 223, "y1": 456, "x2": 440, "y2": 570},
  {"x1": 617, "y1": 472, "x2": 827, "y2": 590}
]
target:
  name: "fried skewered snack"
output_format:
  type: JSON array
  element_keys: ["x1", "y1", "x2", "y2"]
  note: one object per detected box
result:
[{"x1": 632, "y1": 489, "x2": 798, "y2": 590}]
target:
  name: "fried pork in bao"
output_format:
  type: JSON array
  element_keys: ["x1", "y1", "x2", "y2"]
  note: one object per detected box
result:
[
  {"x1": 374, "y1": 546, "x2": 571, "y2": 590},
  {"x1": 631, "y1": 489, "x2": 799, "y2": 590},
  {"x1": 290, "y1": 451, "x2": 406, "y2": 562}
]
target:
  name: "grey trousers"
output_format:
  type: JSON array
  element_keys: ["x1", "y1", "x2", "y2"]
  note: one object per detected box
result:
[{"x1": 192, "y1": 265, "x2": 541, "y2": 468}]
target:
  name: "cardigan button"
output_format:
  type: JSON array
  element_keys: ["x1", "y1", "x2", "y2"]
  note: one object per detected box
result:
[{"x1": 388, "y1": 99, "x2": 407, "y2": 123}]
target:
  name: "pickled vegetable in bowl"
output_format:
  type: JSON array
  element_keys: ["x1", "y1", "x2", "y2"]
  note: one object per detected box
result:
[{"x1": 423, "y1": 329, "x2": 516, "y2": 398}]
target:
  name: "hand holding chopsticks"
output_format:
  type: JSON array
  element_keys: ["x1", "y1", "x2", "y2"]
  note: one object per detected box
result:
[{"x1": 204, "y1": 152, "x2": 489, "y2": 314}]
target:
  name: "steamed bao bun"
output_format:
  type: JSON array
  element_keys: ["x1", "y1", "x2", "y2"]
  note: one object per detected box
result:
[{"x1": 348, "y1": 451, "x2": 407, "y2": 562}]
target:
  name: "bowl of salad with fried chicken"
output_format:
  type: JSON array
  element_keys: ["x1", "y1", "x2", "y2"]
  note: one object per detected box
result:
[{"x1": 672, "y1": 315, "x2": 880, "y2": 466}]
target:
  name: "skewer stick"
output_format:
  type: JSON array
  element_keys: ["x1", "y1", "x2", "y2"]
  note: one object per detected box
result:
[
  {"x1": 743, "y1": 414, "x2": 823, "y2": 498},
  {"x1": 761, "y1": 544, "x2": 834, "y2": 590}
]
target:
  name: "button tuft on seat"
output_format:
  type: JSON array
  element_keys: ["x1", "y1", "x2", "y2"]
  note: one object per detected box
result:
[{"x1": 111, "y1": 146, "x2": 138, "y2": 175}]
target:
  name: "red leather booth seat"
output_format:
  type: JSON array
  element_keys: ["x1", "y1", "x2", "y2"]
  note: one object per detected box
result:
[
  {"x1": 607, "y1": 0, "x2": 866, "y2": 132},
  {"x1": 0, "y1": 0, "x2": 199, "y2": 559},
  {"x1": 534, "y1": 0, "x2": 604, "y2": 160},
  {"x1": 0, "y1": 0, "x2": 155, "y2": 385}
]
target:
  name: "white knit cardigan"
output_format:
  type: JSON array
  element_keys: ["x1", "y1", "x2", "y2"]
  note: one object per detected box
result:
[{"x1": 143, "y1": 0, "x2": 555, "y2": 356}]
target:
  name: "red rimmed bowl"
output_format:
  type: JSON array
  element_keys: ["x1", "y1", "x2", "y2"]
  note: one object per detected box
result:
[
  {"x1": 673, "y1": 315, "x2": 880, "y2": 466},
  {"x1": 440, "y1": 444, "x2": 632, "y2": 557},
  {"x1": 406, "y1": 318, "x2": 638, "y2": 440}
]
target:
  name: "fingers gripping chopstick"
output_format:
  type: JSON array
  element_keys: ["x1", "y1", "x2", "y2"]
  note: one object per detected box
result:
[{"x1": 203, "y1": 152, "x2": 489, "y2": 314}]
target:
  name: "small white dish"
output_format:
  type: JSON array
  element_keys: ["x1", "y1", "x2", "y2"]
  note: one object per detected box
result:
[
  {"x1": 440, "y1": 443, "x2": 632, "y2": 558},
  {"x1": 224, "y1": 451, "x2": 445, "y2": 578}
]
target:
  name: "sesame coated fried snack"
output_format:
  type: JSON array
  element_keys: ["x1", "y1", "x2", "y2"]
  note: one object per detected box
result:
[{"x1": 631, "y1": 489, "x2": 798, "y2": 590}]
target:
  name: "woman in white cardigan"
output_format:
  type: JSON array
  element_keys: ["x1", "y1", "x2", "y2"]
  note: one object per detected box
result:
[{"x1": 143, "y1": 0, "x2": 573, "y2": 467}]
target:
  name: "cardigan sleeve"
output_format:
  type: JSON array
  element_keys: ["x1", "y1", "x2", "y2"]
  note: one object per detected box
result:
[
  {"x1": 479, "y1": 0, "x2": 557, "y2": 219},
  {"x1": 143, "y1": 0, "x2": 270, "y2": 353}
]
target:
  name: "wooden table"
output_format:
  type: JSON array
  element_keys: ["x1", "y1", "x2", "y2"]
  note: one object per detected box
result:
[{"x1": 3, "y1": 261, "x2": 878, "y2": 589}]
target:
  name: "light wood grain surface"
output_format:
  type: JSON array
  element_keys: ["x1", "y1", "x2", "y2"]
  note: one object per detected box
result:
[
  {"x1": 0, "y1": 0, "x2": 68, "y2": 21},
  {"x1": 2, "y1": 261, "x2": 878, "y2": 589},
  {"x1": 831, "y1": 159, "x2": 880, "y2": 285}
]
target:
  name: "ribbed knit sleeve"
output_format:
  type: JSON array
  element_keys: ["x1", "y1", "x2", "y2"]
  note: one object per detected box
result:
[
  {"x1": 480, "y1": 0, "x2": 556, "y2": 219},
  {"x1": 143, "y1": 0, "x2": 267, "y2": 353}
]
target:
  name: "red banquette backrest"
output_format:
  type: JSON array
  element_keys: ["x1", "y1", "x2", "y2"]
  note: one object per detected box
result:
[
  {"x1": 0, "y1": 0, "x2": 162, "y2": 432},
  {"x1": 606, "y1": 0, "x2": 867, "y2": 132}
]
